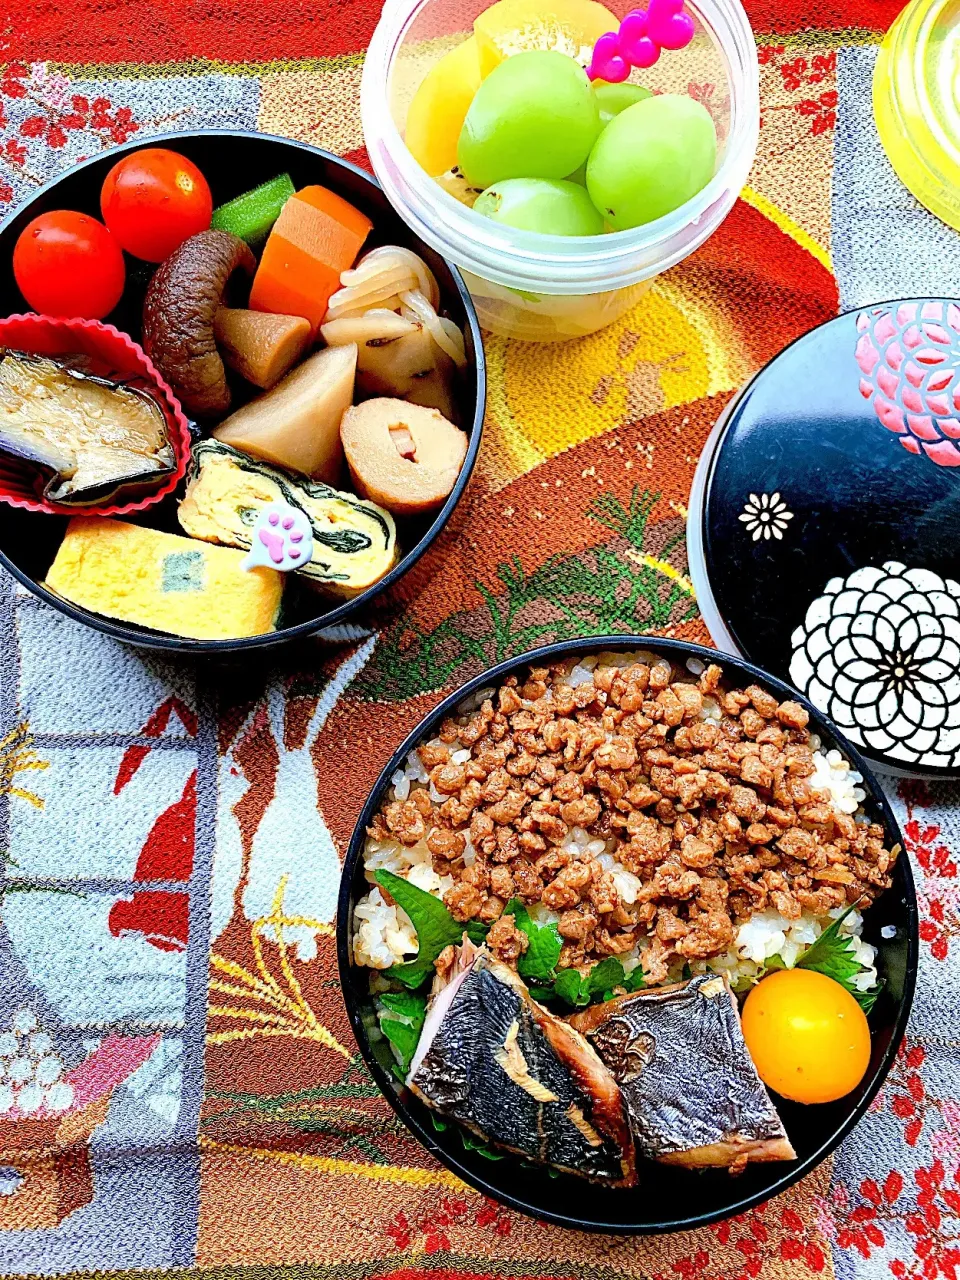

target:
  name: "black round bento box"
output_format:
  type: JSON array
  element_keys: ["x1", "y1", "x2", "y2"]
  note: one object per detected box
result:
[
  {"x1": 689, "y1": 299, "x2": 960, "y2": 780},
  {"x1": 0, "y1": 130, "x2": 485, "y2": 654},
  {"x1": 336, "y1": 635, "x2": 918, "y2": 1234}
]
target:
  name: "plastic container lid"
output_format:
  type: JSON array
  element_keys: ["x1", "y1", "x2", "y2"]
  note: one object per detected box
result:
[
  {"x1": 687, "y1": 298, "x2": 960, "y2": 779},
  {"x1": 874, "y1": 0, "x2": 960, "y2": 230}
]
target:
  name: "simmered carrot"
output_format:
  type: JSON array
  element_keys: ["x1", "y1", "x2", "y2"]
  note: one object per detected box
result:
[
  {"x1": 249, "y1": 185, "x2": 373, "y2": 337},
  {"x1": 294, "y1": 185, "x2": 373, "y2": 245}
]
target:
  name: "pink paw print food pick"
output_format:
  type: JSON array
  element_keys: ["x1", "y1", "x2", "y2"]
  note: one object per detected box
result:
[
  {"x1": 587, "y1": 0, "x2": 695, "y2": 81},
  {"x1": 242, "y1": 502, "x2": 314, "y2": 573}
]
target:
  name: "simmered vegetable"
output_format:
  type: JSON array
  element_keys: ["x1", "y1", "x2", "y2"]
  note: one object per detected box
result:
[
  {"x1": 210, "y1": 173, "x2": 295, "y2": 246},
  {"x1": 0, "y1": 350, "x2": 175, "y2": 504},
  {"x1": 213, "y1": 344, "x2": 357, "y2": 481},
  {"x1": 213, "y1": 308, "x2": 311, "y2": 390},
  {"x1": 321, "y1": 310, "x2": 457, "y2": 407},
  {"x1": 249, "y1": 186, "x2": 373, "y2": 337}
]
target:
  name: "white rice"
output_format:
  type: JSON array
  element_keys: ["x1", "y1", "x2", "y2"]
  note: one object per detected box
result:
[
  {"x1": 355, "y1": 831, "x2": 458, "y2": 969},
  {"x1": 353, "y1": 887, "x2": 419, "y2": 970},
  {"x1": 723, "y1": 904, "x2": 878, "y2": 992},
  {"x1": 353, "y1": 651, "x2": 881, "y2": 990},
  {"x1": 809, "y1": 748, "x2": 867, "y2": 816},
  {"x1": 456, "y1": 686, "x2": 496, "y2": 714}
]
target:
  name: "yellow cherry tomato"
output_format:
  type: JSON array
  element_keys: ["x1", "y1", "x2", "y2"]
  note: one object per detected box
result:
[{"x1": 741, "y1": 969, "x2": 872, "y2": 1105}]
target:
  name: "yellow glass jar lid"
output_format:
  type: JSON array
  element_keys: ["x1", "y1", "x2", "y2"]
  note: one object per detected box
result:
[{"x1": 874, "y1": 0, "x2": 960, "y2": 230}]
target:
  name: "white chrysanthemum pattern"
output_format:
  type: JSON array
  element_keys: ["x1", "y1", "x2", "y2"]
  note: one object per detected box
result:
[
  {"x1": 790, "y1": 561, "x2": 960, "y2": 767},
  {"x1": 739, "y1": 492, "x2": 794, "y2": 541}
]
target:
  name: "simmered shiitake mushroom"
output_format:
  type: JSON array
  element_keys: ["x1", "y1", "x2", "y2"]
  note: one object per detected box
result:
[{"x1": 142, "y1": 230, "x2": 256, "y2": 418}]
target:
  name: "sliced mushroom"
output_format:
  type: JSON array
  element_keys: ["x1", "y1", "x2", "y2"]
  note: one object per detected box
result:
[{"x1": 142, "y1": 230, "x2": 256, "y2": 418}]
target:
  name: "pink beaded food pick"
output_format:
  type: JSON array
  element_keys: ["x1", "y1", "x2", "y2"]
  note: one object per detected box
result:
[
  {"x1": 589, "y1": 30, "x2": 630, "y2": 82},
  {"x1": 587, "y1": 0, "x2": 695, "y2": 81}
]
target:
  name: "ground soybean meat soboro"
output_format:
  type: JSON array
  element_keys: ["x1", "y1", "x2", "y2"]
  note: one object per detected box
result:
[{"x1": 366, "y1": 657, "x2": 898, "y2": 984}]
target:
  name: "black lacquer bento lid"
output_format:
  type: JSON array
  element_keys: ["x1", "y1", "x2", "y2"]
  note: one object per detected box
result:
[{"x1": 688, "y1": 298, "x2": 960, "y2": 779}]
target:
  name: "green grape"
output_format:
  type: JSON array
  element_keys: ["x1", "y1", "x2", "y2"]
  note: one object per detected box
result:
[
  {"x1": 457, "y1": 50, "x2": 601, "y2": 189},
  {"x1": 474, "y1": 178, "x2": 605, "y2": 235},
  {"x1": 592, "y1": 79, "x2": 652, "y2": 124},
  {"x1": 586, "y1": 94, "x2": 716, "y2": 230}
]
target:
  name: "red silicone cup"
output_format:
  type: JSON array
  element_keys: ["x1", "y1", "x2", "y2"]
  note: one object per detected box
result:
[{"x1": 0, "y1": 313, "x2": 191, "y2": 516}]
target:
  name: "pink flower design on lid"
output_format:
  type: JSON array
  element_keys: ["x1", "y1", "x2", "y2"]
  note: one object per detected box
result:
[{"x1": 855, "y1": 300, "x2": 960, "y2": 468}]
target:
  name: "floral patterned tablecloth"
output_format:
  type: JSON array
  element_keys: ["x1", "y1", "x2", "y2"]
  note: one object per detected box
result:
[{"x1": 0, "y1": 0, "x2": 957, "y2": 1276}]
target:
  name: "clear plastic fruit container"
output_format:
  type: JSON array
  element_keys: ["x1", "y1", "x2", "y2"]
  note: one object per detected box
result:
[{"x1": 361, "y1": 0, "x2": 759, "y2": 341}]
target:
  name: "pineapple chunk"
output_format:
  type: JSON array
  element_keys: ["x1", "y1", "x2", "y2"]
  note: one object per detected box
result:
[
  {"x1": 474, "y1": 0, "x2": 620, "y2": 76},
  {"x1": 405, "y1": 36, "x2": 483, "y2": 177}
]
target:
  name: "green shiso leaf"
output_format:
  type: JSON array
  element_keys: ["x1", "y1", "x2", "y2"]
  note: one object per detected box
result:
[
  {"x1": 460, "y1": 1127, "x2": 504, "y2": 1160},
  {"x1": 429, "y1": 1107, "x2": 500, "y2": 1160},
  {"x1": 587, "y1": 956, "x2": 626, "y2": 995},
  {"x1": 542, "y1": 957, "x2": 634, "y2": 1008},
  {"x1": 623, "y1": 967, "x2": 646, "y2": 993},
  {"x1": 553, "y1": 968, "x2": 590, "y2": 1007},
  {"x1": 503, "y1": 898, "x2": 562, "y2": 982},
  {"x1": 792, "y1": 903, "x2": 883, "y2": 1013},
  {"x1": 379, "y1": 990, "x2": 427, "y2": 1020},
  {"x1": 375, "y1": 869, "x2": 471, "y2": 989},
  {"x1": 375, "y1": 988, "x2": 427, "y2": 1076}
]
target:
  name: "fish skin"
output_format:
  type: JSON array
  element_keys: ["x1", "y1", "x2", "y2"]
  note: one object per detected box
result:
[
  {"x1": 571, "y1": 974, "x2": 796, "y2": 1169},
  {"x1": 408, "y1": 949, "x2": 636, "y2": 1185}
]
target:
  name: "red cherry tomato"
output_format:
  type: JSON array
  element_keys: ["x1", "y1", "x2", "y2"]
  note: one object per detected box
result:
[
  {"x1": 13, "y1": 210, "x2": 126, "y2": 319},
  {"x1": 100, "y1": 148, "x2": 213, "y2": 262}
]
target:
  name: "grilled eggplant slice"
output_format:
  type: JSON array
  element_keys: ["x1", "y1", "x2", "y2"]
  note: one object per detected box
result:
[
  {"x1": 0, "y1": 350, "x2": 175, "y2": 505},
  {"x1": 571, "y1": 974, "x2": 796, "y2": 1169},
  {"x1": 178, "y1": 438, "x2": 398, "y2": 598},
  {"x1": 407, "y1": 944, "x2": 636, "y2": 1186}
]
